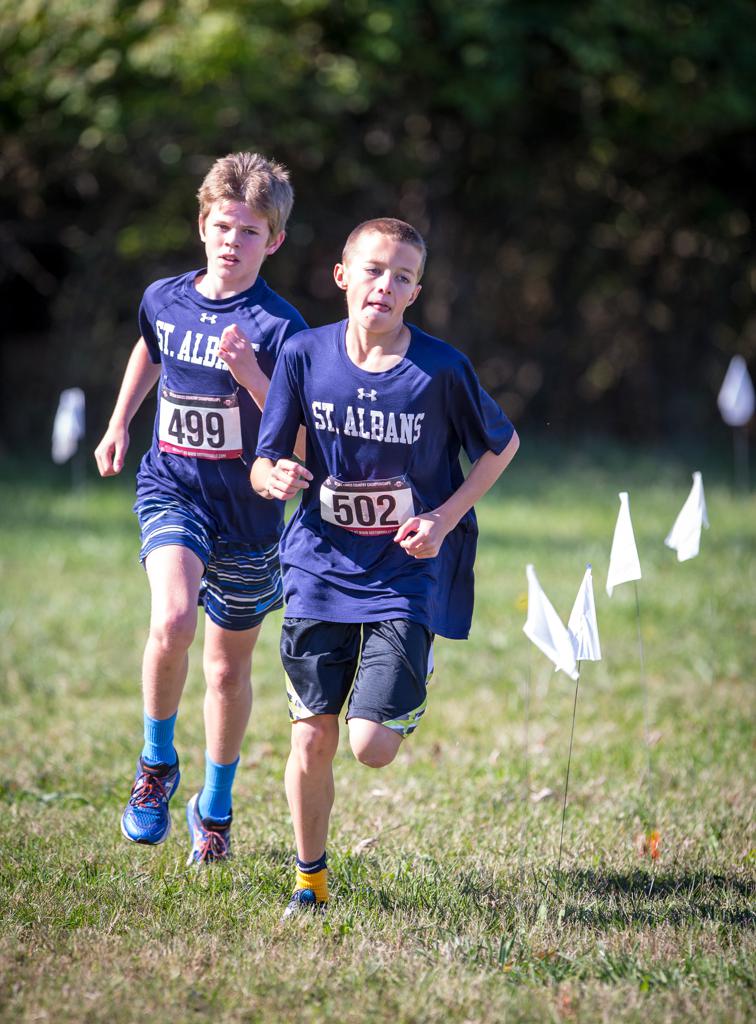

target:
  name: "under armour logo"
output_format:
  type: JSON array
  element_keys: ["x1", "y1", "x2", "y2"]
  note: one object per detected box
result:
[
  {"x1": 357, "y1": 388, "x2": 378, "y2": 401},
  {"x1": 199, "y1": 313, "x2": 218, "y2": 324}
]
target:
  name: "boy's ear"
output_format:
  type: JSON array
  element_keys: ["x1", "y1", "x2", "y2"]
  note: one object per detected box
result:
[
  {"x1": 198, "y1": 213, "x2": 206, "y2": 241},
  {"x1": 406, "y1": 284, "x2": 422, "y2": 307},
  {"x1": 265, "y1": 231, "x2": 286, "y2": 256},
  {"x1": 333, "y1": 263, "x2": 348, "y2": 290}
]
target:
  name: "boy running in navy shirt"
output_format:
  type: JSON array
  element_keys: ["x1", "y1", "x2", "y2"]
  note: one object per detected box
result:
[
  {"x1": 95, "y1": 152, "x2": 307, "y2": 864},
  {"x1": 251, "y1": 218, "x2": 519, "y2": 914}
]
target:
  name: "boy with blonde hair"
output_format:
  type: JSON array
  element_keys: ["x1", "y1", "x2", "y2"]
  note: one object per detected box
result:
[
  {"x1": 95, "y1": 152, "x2": 307, "y2": 864},
  {"x1": 252, "y1": 217, "x2": 519, "y2": 914}
]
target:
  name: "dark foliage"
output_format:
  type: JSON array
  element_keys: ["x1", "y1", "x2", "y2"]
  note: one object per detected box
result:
[{"x1": 1, "y1": 0, "x2": 754, "y2": 450}]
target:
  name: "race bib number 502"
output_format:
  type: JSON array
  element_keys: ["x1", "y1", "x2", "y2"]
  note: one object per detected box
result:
[
  {"x1": 320, "y1": 476, "x2": 415, "y2": 536},
  {"x1": 158, "y1": 388, "x2": 242, "y2": 459}
]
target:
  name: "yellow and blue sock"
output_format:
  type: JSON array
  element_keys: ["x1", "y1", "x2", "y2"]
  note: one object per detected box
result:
[
  {"x1": 142, "y1": 711, "x2": 178, "y2": 767},
  {"x1": 295, "y1": 852, "x2": 328, "y2": 903},
  {"x1": 198, "y1": 752, "x2": 238, "y2": 822}
]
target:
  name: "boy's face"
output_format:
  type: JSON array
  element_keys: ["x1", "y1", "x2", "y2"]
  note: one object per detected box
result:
[
  {"x1": 334, "y1": 231, "x2": 422, "y2": 336},
  {"x1": 199, "y1": 200, "x2": 284, "y2": 294}
]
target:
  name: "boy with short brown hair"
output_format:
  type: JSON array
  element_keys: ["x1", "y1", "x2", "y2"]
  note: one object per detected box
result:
[
  {"x1": 95, "y1": 151, "x2": 307, "y2": 864},
  {"x1": 252, "y1": 217, "x2": 519, "y2": 914}
]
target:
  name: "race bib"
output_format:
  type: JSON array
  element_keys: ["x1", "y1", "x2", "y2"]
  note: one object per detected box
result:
[
  {"x1": 158, "y1": 388, "x2": 242, "y2": 459},
  {"x1": 320, "y1": 475, "x2": 415, "y2": 536}
]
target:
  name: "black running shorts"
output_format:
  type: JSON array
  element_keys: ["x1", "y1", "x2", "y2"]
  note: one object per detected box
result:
[{"x1": 281, "y1": 618, "x2": 434, "y2": 737}]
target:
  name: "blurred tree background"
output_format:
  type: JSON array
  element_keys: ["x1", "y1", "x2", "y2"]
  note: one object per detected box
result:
[{"x1": 1, "y1": 0, "x2": 755, "y2": 453}]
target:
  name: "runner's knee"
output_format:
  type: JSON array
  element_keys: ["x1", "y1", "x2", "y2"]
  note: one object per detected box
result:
[
  {"x1": 291, "y1": 717, "x2": 339, "y2": 771},
  {"x1": 349, "y1": 721, "x2": 401, "y2": 768},
  {"x1": 149, "y1": 607, "x2": 197, "y2": 652},
  {"x1": 204, "y1": 658, "x2": 251, "y2": 701},
  {"x1": 351, "y1": 741, "x2": 398, "y2": 769}
]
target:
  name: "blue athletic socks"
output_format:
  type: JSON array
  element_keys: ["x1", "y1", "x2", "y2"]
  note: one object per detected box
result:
[
  {"x1": 198, "y1": 752, "x2": 238, "y2": 822},
  {"x1": 142, "y1": 711, "x2": 178, "y2": 767},
  {"x1": 142, "y1": 722, "x2": 237, "y2": 821}
]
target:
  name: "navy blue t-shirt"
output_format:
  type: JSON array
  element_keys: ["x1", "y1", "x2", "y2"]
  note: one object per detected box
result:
[
  {"x1": 136, "y1": 269, "x2": 307, "y2": 545},
  {"x1": 256, "y1": 320, "x2": 515, "y2": 638}
]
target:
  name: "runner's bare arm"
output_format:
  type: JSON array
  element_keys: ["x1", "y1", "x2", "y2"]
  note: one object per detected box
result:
[
  {"x1": 94, "y1": 338, "x2": 161, "y2": 477},
  {"x1": 219, "y1": 324, "x2": 306, "y2": 459},
  {"x1": 250, "y1": 457, "x2": 313, "y2": 501},
  {"x1": 395, "y1": 431, "x2": 520, "y2": 558},
  {"x1": 219, "y1": 324, "x2": 269, "y2": 405}
]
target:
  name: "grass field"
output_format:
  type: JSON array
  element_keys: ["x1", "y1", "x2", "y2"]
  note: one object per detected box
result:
[{"x1": 1, "y1": 443, "x2": 754, "y2": 1023}]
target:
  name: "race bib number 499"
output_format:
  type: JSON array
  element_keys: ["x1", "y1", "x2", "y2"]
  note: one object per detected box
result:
[
  {"x1": 320, "y1": 476, "x2": 415, "y2": 536},
  {"x1": 158, "y1": 388, "x2": 242, "y2": 459}
]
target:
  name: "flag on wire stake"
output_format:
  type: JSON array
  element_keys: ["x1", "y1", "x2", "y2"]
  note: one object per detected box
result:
[
  {"x1": 665, "y1": 471, "x2": 709, "y2": 561},
  {"x1": 52, "y1": 388, "x2": 86, "y2": 487},
  {"x1": 518, "y1": 643, "x2": 533, "y2": 884},
  {"x1": 568, "y1": 564, "x2": 602, "y2": 662},
  {"x1": 717, "y1": 355, "x2": 754, "y2": 491},
  {"x1": 522, "y1": 565, "x2": 577, "y2": 886},
  {"x1": 606, "y1": 491, "x2": 641, "y2": 597},
  {"x1": 605, "y1": 493, "x2": 654, "y2": 810},
  {"x1": 52, "y1": 388, "x2": 85, "y2": 463},
  {"x1": 523, "y1": 564, "x2": 578, "y2": 680},
  {"x1": 633, "y1": 578, "x2": 653, "y2": 804},
  {"x1": 717, "y1": 355, "x2": 755, "y2": 427},
  {"x1": 556, "y1": 566, "x2": 602, "y2": 889}
]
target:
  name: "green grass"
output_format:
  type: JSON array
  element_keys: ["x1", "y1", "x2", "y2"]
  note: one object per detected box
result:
[{"x1": 1, "y1": 445, "x2": 754, "y2": 1023}]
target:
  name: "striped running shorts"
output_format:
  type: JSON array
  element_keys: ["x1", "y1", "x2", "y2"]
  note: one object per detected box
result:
[{"x1": 136, "y1": 496, "x2": 283, "y2": 631}]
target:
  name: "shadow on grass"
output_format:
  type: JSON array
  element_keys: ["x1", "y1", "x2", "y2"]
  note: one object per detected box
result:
[
  {"x1": 233, "y1": 855, "x2": 756, "y2": 935},
  {"x1": 560, "y1": 868, "x2": 755, "y2": 929},
  {"x1": 324, "y1": 858, "x2": 756, "y2": 933}
]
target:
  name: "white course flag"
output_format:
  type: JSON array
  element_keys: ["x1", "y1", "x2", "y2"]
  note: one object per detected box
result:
[
  {"x1": 52, "y1": 387, "x2": 86, "y2": 464},
  {"x1": 606, "y1": 491, "x2": 642, "y2": 597},
  {"x1": 717, "y1": 355, "x2": 755, "y2": 427},
  {"x1": 523, "y1": 564, "x2": 579, "y2": 680},
  {"x1": 568, "y1": 565, "x2": 602, "y2": 662},
  {"x1": 665, "y1": 471, "x2": 709, "y2": 562}
]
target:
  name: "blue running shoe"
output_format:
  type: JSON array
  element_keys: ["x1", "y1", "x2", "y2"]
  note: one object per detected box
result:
[
  {"x1": 185, "y1": 792, "x2": 232, "y2": 866},
  {"x1": 282, "y1": 888, "x2": 328, "y2": 920},
  {"x1": 121, "y1": 756, "x2": 180, "y2": 845}
]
